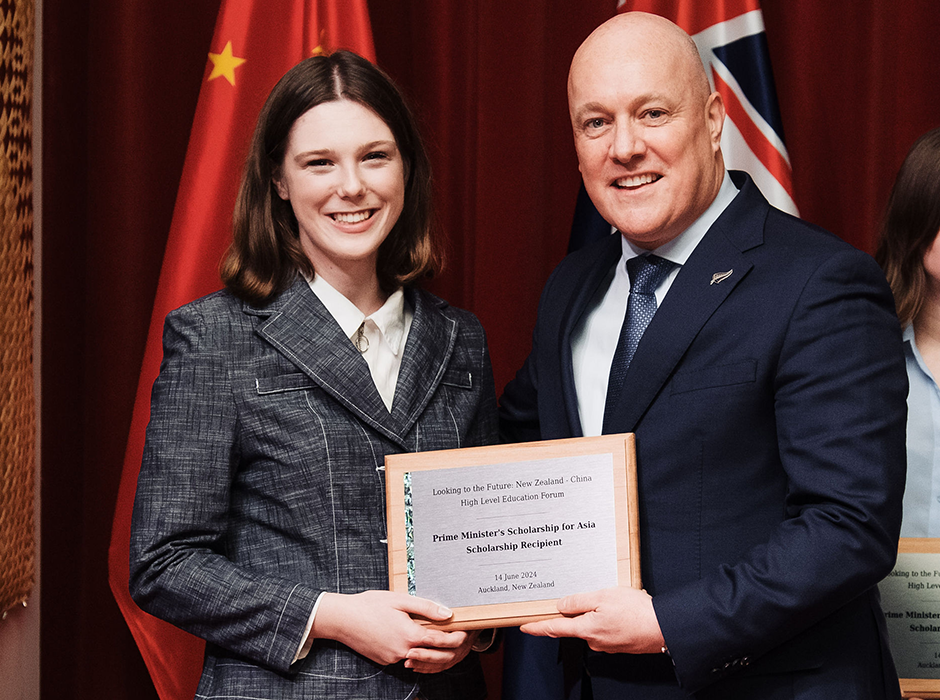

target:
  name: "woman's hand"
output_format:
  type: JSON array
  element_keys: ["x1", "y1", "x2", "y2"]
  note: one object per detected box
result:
[
  {"x1": 312, "y1": 590, "x2": 478, "y2": 672},
  {"x1": 404, "y1": 627, "x2": 480, "y2": 674}
]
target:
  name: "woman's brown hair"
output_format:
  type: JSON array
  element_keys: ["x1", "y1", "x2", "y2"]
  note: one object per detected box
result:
[
  {"x1": 875, "y1": 126, "x2": 940, "y2": 327},
  {"x1": 221, "y1": 50, "x2": 440, "y2": 304}
]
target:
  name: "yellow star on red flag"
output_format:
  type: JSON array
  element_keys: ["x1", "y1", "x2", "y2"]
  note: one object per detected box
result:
[
  {"x1": 312, "y1": 29, "x2": 329, "y2": 56},
  {"x1": 207, "y1": 41, "x2": 246, "y2": 86}
]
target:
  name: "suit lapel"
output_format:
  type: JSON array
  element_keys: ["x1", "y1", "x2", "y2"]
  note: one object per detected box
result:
[
  {"x1": 608, "y1": 173, "x2": 767, "y2": 432},
  {"x1": 560, "y1": 233, "x2": 624, "y2": 437},
  {"x1": 253, "y1": 278, "x2": 440, "y2": 448}
]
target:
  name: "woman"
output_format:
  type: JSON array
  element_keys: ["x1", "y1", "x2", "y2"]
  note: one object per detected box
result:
[
  {"x1": 876, "y1": 126, "x2": 940, "y2": 537},
  {"x1": 130, "y1": 51, "x2": 496, "y2": 699}
]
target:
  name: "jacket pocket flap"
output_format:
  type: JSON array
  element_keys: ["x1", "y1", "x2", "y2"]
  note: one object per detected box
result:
[
  {"x1": 670, "y1": 359, "x2": 757, "y2": 395},
  {"x1": 441, "y1": 367, "x2": 473, "y2": 389},
  {"x1": 255, "y1": 373, "x2": 317, "y2": 394}
]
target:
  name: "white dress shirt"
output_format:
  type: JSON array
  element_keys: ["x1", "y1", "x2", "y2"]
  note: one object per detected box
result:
[
  {"x1": 307, "y1": 274, "x2": 413, "y2": 411},
  {"x1": 571, "y1": 172, "x2": 739, "y2": 436},
  {"x1": 900, "y1": 324, "x2": 940, "y2": 537}
]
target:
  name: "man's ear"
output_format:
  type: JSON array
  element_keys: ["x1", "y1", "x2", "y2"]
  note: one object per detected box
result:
[{"x1": 705, "y1": 92, "x2": 725, "y2": 152}]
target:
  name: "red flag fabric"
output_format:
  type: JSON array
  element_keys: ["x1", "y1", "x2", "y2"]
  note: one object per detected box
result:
[
  {"x1": 619, "y1": 0, "x2": 798, "y2": 215},
  {"x1": 107, "y1": 3, "x2": 374, "y2": 698}
]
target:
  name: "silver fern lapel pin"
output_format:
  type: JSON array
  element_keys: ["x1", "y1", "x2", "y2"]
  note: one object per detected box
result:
[{"x1": 710, "y1": 269, "x2": 733, "y2": 285}]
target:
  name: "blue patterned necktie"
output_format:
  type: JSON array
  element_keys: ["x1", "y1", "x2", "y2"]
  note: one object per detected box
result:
[{"x1": 602, "y1": 254, "x2": 676, "y2": 430}]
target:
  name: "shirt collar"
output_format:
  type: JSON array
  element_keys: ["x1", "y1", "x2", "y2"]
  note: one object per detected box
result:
[
  {"x1": 621, "y1": 170, "x2": 739, "y2": 265},
  {"x1": 903, "y1": 324, "x2": 915, "y2": 344},
  {"x1": 306, "y1": 275, "x2": 408, "y2": 356},
  {"x1": 904, "y1": 324, "x2": 938, "y2": 385},
  {"x1": 369, "y1": 289, "x2": 408, "y2": 356}
]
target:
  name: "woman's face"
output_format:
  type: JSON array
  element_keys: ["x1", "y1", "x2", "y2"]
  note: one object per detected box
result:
[{"x1": 274, "y1": 99, "x2": 405, "y2": 280}]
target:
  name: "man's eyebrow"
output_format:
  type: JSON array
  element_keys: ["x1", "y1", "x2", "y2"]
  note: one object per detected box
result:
[
  {"x1": 573, "y1": 94, "x2": 670, "y2": 123},
  {"x1": 572, "y1": 102, "x2": 609, "y2": 122}
]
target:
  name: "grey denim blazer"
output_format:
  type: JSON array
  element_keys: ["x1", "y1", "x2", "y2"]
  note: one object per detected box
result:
[{"x1": 130, "y1": 276, "x2": 497, "y2": 700}]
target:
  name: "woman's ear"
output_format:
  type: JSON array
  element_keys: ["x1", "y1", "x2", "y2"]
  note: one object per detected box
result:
[{"x1": 273, "y1": 170, "x2": 289, "y2": 201}]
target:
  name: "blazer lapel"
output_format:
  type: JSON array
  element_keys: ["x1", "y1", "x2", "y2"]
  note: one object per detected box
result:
[
  {"x1": 253, "y1": 278, "x2": 404, "y2": 444},
  {"x1": 608, "y1": 173, "x2": 767, "y2": 432},
  {"x1": 560, "y1": 233, "x2": 624, "y2": 437},
  {"x1": 253, "y1": 280, "x2": 458, "y2": 449},
  {"x1": 390, "y1": 288, "x2": 458, "y2": 439}
]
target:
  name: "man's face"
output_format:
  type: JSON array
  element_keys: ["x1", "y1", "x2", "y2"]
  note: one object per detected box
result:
[{"x1": 568, "y1": 20, "x2": 725, "y2": 250}]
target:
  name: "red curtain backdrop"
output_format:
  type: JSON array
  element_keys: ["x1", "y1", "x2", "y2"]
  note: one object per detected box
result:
[
  {"x1": 762, "y1": 0, "x2": 940, "y2": 256},
  {"x1": 40, "y1": 1, "x2": 940, "y2": 698}
]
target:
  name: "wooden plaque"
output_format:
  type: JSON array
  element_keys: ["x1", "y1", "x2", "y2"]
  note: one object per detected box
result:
[
  {"x1": 883, "y1": 538, "x2": 940, "y2": 698},
  {"x1": 385, "y1": 434, "x2": 640, "y2": 630}
]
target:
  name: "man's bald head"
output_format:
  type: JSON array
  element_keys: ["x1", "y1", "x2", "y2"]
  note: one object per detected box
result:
[
  {"x1": 569, "y1": 13, "x2": 711, "y2": 107},
  {"x1": 566, "y1": 12, "x2": 725, "y2": 249}
]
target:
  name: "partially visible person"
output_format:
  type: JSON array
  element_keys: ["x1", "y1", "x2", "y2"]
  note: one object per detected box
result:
[
  {"x1": 501, "y1": 12, "x2": 908, "y2": 698},
  {"x1": 876, "y1": 126, "x2": 940, "y2": 537},
  {"x1": 129, "y1": 51, "x2": 496, "y2": 699}
]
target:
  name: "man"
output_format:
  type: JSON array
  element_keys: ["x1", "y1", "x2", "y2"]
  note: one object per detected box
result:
[{"x1": 499, "y1": 12, "x2": 907, "y2": 699}]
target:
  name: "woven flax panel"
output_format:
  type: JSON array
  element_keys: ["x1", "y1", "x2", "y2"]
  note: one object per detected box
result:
[{"x1": 0, "y1": 0, "x2": 34, "y2": 616}]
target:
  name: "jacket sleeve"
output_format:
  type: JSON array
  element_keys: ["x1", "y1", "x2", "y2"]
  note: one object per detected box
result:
[
  {"x1": 653, "y1": 247, "x2": 908, "y2": 692},
  {"x1": 129, "y1": 302, "x2": 320, "y2": 675}
]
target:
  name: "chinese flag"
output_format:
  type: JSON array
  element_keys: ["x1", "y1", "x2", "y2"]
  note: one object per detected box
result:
[{"x1": 107, "y1": 2, "x2": 374, "y2": 698}]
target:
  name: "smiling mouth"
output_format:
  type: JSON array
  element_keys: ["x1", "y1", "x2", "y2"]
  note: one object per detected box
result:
[
  {"x1": 614, "y1": 174, "x2": 662, "y2": 189},
  {"x1": 330, "y1": 210, "x2": 376, "y2": 224}
]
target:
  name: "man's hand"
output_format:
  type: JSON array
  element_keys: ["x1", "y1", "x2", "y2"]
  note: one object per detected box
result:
[{"x1": 520, "y1": 587, "x2": 665, "y2": 655}]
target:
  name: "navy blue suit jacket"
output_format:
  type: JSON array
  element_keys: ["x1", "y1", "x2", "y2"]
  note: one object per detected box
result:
[{"x1": 500, "y1": 172, "x2": 907, "y2": 698}]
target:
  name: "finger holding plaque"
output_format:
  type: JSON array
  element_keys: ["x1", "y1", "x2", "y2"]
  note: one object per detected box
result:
[{"x1": 385, "y1": 434, "x2": 641, "y2": 631}]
